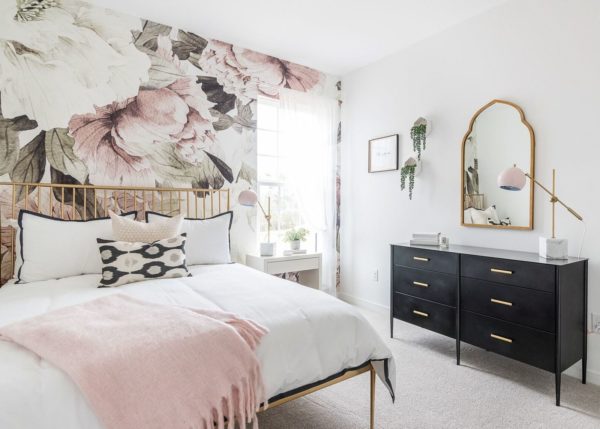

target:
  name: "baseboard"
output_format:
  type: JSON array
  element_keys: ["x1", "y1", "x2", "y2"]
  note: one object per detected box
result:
[
  {"x1": 564, "y1": 362, "x2": 600, "y2": 386},
  {"x1": 338, "y1": 293, "x2": 600, "y2": 386},
  {"x1": 337, "y1": 292, "x2": 389, "y2": 315}
]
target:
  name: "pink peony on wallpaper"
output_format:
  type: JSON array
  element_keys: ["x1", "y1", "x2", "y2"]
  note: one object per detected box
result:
[{"x1": 0, "y1": 0, "x2": 340, "y2": 282}]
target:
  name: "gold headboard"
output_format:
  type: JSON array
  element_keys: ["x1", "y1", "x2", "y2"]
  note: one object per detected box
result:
[{"x1": 0, "y1": 182, "x2": 231, "y2": 286}]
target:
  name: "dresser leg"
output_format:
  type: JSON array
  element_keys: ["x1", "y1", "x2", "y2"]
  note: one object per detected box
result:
[
  {"x1": 390, "y1": 318, "x2": 394, "y2": 339},
  {"x1": 456, "y1": 339, "x2": 460, "y2": 365},
  {"x1": 582, "y1": 355, "x2": 587, "y2": 384},
  {"x1": 555, "y1": 372, "x2": 561, "y2": 406}
]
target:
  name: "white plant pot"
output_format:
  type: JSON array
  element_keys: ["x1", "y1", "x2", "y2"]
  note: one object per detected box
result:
[
  {"x1": 403, "y1": 155, "x2": 422, "y2": 176},
  {"x1": 290, "y1": 240, "x2": 301, "y2": 251},
  {"x1": 413, "y1": 117, "x2": 432, "y2": 136}
]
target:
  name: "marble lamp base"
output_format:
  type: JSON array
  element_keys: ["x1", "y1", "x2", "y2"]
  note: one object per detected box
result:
[
  {"x1": 260, "y1": 242, "x2": 275, "y2": 257},
  {"x1": 539, "y1": 237, "x2": 568, "y2": 260}
]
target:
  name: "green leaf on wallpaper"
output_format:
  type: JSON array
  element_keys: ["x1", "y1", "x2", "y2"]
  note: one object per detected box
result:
[
  {"x1": 50, "y1": 168, "x2": 96, "y2": 219},
  {"x1": 193, "y1": 157, "x2": 225, "y2": 190},
  {"x1": 210, "y1": 109, "x2": 234, "y2": 131},
  {"x1": 204, "y1": 151, "x2": 233, "y2": 183},
  {"x1": 132, "y1": 20, "x2": 172, "y2": 51},
  {"x1": 172, "y1": 30, "x2": 207, "y2": 60},
  {"x1": 45, "y1": 128, "x2": 88, "y2": 184},
  {"x1": 147, "y1": 145, "x2": 201, "y2": 184},
  {"x1": 143, "y1": 49, "x2": 187, "y2": 89},
  {"x1": 10, "y1": 131, "x2": 46, "y2": 201},
  {"x1": 232, "y1": 100, "x2": 256, "y2": 132},
  {"x1": 0, "y1": 115, "x2": 38, "y2": 175},
  {"x1": 197, "y1": 76, "x2": 237, "y2": 113},
  {"x1": 236, "y1": 162, "x2": 256, "y2": 185}
]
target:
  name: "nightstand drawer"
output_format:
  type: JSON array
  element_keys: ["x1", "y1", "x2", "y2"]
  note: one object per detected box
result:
[
  {"x1": 461, "y1": 255, "x2": 555, "y2": 293},
  {"x1": 393, "y1": 267, "x2": 457, "y2": 307},
  {"x1": 393, "y1": 293, "x2": 456, "y2": 338},
  {"x1": 393, "y1": 246, "x2": 458, "y2": 275},
  {"x1": 461, "y1": 277, "x2": 555, "y2": 332},
  {"x1": 461, "y1": 311, "x2": 555, "y2": 372},
  {"x1": 265, "y1": 257, "x2": 319, "y2": 275}
]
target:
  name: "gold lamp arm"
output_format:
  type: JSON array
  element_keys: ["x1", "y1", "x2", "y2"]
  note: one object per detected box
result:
[
  {"x1": 257, "y1": 197, "x2": 272, "y2": 242},
  {"x1": 525, "y1": 173, "x2": 583, "y2": 221}
]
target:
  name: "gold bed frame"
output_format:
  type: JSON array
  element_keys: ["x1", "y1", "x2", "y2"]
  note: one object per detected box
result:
[{"x1": 0, "y1": 181, "x2": 378, "y2": 428}]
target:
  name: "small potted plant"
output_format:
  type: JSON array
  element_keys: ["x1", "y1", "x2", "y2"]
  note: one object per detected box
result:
[
  {"x1": 400, "y1": 155, "x2": 421, "y2": 200},
  {"x1": 410, "y1": 117, "x2": 430, "y2": 160},
  {"x1": 284, "y1": 227, "x2": 309, "y2": 251}
]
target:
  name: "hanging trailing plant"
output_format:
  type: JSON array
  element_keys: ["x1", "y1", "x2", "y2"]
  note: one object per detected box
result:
[
  {"x1": 410, "y1": 123, "x2": 427, "y2": 160},
  {"x1": 400, "y1": 163, "x2": 417, "y2": 200}
]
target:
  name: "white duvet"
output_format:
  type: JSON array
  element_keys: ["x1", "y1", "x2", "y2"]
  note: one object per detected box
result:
[{"x1": 0, "y1": 263, "x2": 395, "y2": 429}]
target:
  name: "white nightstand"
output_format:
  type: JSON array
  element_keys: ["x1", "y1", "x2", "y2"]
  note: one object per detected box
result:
[{"x1": 245, "y1": 253, "x2": 322, "y2": 289}]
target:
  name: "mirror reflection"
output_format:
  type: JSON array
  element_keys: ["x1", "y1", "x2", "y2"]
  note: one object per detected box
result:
[{"x1": 462, "y1": 100, "x2": 534, "y2": 229}]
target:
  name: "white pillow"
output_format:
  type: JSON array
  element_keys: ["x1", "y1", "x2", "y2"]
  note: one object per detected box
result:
[
  {"x1": 17, "y1": 210, "x2": 136, "y2": 283},
  {"x1": 463, "y1": 209, "x2": 473, "y2": 223},
  {"x1": 470, "y1": 206, "x2": 500, "y2": 225},
  {"x1": 145, "y1": 211, "x2": 232, "y2": 265},
  {"x1": 110, "y1": 210, "x2": 183, "y2": 243},
  {"x1": 470, "y1": 209, "x2": 488, "y2": 225}
]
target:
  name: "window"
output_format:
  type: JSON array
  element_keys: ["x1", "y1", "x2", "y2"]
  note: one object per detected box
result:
[{"x1": 256, "y1": 97, "x2": 307, "y2": 246}]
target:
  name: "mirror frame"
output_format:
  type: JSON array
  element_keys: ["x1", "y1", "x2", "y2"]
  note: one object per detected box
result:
[{"x1": 460, "y1": 99, "x2": 535, "y2": 230}]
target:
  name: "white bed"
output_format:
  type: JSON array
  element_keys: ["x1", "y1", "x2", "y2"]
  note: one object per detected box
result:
[{"x1": 0, "y1": 263, "x2": 395, "y2": 428}]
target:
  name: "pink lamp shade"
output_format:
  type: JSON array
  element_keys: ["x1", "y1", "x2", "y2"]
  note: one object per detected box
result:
[
  {"x1": 497, "y1": 166, "x2": 527, "y2": 191},
  {"x1": 238, "y1": 189, "x2": 258, "y2": 207}
]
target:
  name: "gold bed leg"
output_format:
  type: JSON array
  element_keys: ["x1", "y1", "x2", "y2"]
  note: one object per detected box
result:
[{"x1": 370, "y1": 364, "x2": 376, "y2": 429}]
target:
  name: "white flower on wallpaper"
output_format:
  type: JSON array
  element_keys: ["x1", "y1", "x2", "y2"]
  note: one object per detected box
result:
[{"x1": 0, "y1": 0, "x2": 150, "y2": 131}]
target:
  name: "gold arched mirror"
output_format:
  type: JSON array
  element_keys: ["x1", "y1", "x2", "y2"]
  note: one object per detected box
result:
[{"x1": 461, "y1": 100, "x2": 535, "y2": 230}]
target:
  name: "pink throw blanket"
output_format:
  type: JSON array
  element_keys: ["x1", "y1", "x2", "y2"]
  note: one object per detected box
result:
[{"x1": 0, "y1": 294, "x2": 268, "y2": 429}]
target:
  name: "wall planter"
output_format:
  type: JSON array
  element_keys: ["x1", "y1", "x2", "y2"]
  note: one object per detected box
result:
[
  {"x1": 410, "y1": 117, "x2": 431, "y2": 160},
  {"x1": 400, "y1": 155, "x2": 421, "y2": 200}
]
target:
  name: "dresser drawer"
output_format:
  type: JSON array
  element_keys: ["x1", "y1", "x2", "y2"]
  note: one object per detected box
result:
[
  {"x1": 393, "y1": 246, "x2": 458, "y2": 275},
  {"x1": 393, "y1": 293, "x2": 456, "y2": 338},
  {"x1": 394, "y1": 267, "x2": 457, "y2": 307},
  {"x1": 461, "y1": 255, "x2": 555, "y2": 293},
  {"x1": 461, "y1": 278, "x2": 555, "y2": 332},
  {"x1": 460, "y1": 311, "x2": 555, "y2": 372}
]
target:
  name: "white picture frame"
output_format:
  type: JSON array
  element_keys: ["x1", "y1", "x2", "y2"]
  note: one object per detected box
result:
[{"x1": 368, "y1": 134, "x2": 399, "y2": 172}]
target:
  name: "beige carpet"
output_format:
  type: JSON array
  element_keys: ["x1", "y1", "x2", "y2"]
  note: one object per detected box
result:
[{"x1": 258, "y1": 307, "x2": 600, "y2": 429}]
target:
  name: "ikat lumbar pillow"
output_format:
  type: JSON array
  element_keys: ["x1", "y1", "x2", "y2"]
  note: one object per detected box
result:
[
  {"x1": 97, "y1": 234, "x2": 190, "y2": 288},
  {"x1": 109, "y1": 210, "x2": 183, "y2": 243}
]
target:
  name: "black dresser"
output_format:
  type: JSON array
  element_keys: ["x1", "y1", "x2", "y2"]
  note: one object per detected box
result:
[{"x1": 390, "y1": 243, "x2": 588, "y2": 405}]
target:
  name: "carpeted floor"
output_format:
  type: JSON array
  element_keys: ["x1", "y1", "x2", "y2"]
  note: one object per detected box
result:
[{"x1": 258, "y1": 306, "x2": 600, "y2": 429}]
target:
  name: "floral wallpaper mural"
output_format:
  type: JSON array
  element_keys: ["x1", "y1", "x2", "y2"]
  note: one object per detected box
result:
[{"x1": 0, "y1": 0, "x2": 337, "y2": 279}]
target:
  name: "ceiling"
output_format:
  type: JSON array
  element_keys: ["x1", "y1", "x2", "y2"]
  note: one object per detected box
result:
[{"x1": 89, "y1": 0, "x2": 508, "y2": 75}]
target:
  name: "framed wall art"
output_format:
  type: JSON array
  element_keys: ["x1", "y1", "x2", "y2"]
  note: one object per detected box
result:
[{"x1": 368, "y1": 134, "x2": 399, "y2": 173}]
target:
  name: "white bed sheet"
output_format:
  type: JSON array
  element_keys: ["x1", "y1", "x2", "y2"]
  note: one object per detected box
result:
[{"x1": 0, "y1": 263, "x2": 395, "y2": 429}]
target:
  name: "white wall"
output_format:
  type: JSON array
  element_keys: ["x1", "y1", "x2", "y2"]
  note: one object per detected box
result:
[{"x1": 340, "y1": 0, "x2": 600, "y2": 383}]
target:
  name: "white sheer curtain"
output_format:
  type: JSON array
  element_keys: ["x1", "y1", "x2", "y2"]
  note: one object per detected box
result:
[{"x1": 277, "y1": 89, "x2": 339, "y2": 293}]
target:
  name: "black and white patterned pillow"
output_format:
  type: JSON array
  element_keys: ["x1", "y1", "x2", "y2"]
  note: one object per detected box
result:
[{"x1": 97, "y1": 234, "x2": 191, "y2": 288}]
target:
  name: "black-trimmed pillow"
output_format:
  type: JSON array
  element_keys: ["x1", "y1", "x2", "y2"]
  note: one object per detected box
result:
[
  {"x1": 97, "y1": 234, "x2": 191, "y2": 288},
  {"x1": 145, "y1": 211, "x2": 233, "y2": 265},
  {"x1": 16, "y1": 210, "x2": 137, "y2": 283}
]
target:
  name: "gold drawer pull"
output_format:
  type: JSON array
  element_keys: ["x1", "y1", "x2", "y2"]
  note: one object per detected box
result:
[
  {"x1": 413, "y1": 256, "x2": 429, "y2": 262},
  {"x1": 413, "y1": 310, "x2": 429, "y2": 318},
  {"x1": 491, "y1": 333, "x2": 513, "y2": 344},
  {"x1": 491, "y1": 298, "x2": 513, "y2": 307},
  {"x1": 490, "y1": 268, "x2": 513, "y2": 275},
  {"x1": 413, "y1": 281, "x2": 429, "y2": 288}
]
